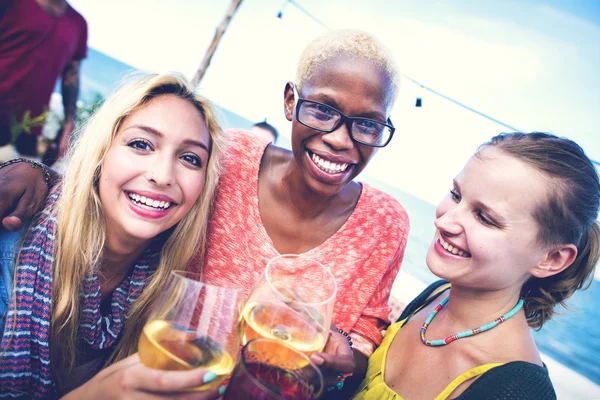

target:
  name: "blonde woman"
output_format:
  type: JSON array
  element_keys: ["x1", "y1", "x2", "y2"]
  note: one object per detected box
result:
[
  {"x1": 0, "y1": 30, "x2": 411, "y2": 395},
  {"x1": 0, "y1": 72, "x2": 226, "y2": 399}
]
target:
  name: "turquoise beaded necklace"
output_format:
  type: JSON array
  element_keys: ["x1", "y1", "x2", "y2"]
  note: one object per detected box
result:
[{"x1": 420, "y1": 296, "x2": 524, "y2": 346}]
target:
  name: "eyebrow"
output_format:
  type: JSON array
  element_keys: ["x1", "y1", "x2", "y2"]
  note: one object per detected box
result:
[
  {"x1": 306, "y1": 93, "x2": 386, "y2": 121},
  {"x1": 126, "y1": 124, "x2": 209, "y2": 152}
]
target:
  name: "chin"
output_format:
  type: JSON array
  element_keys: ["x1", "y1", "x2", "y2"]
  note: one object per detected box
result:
[
  {"x1": 425, "y1": 248, "x2": 453, "y2": 281},
  {"x1": 122, "y1": 222, "x2": 169, "y2": 243}
]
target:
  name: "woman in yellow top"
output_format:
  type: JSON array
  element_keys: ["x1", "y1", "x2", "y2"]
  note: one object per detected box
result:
[{"x1": 354, "y1": 132, "x2": 600, "y2": 400}]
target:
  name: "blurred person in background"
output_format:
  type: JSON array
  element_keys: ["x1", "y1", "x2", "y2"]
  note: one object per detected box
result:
[
  {"x1": 0, "y1": 0, "x2": 87, "y2": 162},
  {"x1": 0, "y1": 72, "x2": 226, "y2": 399},
  {"x1": 249, "y1": 119, "x2": 279, "y2": 144}
]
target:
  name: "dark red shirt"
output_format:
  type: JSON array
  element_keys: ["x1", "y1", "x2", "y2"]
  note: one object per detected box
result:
[{"x1": 0, "y1": 0, "x2": 87, "y2": 139}]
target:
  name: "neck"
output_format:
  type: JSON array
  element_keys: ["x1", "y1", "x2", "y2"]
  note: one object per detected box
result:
[
  {"x1": 40, "y1": 0, "x2": 66, "y2": 5},
  {"x1": 102, "y1": 235, "x2": 149, "y2": 277},
  {"x1": 440, "y1": 285, "x2": 524, "y2": 330},
  {"x1": 37, "y1": 0, "x2": 68, "y2": 16}
]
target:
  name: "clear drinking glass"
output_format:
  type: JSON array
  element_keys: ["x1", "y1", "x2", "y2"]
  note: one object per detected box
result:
[
  {"x1": 138, "y1": 271, "x2": 242, "y2": 390},
  {"x1": 222, "y1": 338, "x2": 324, "y2": 400},
  {"x1": 241, "y1": 254, "x2": 337, "y2": 356}
]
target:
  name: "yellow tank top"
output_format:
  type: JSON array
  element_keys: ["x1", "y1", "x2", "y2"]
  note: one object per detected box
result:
[{"x1": 353, "y1": 290, "x2": 504, "y2": 400}]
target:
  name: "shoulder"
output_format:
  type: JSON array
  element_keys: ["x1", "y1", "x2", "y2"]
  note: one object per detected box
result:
[
  {"x1": 459, "y1": 361, "x2": 556, "y2": 400},
  {"x1": 397, "y1": 280, "x2": 450, "y2": 322},
  {"x1": 66, "y1": 2, "x2": 87, "y2": 26},
  {"x1": 223, "y1": 129, "x2": 269, "y2": 162},
  {"x1": 358, "y1": 182, "x2": 410, "y2": 230}
]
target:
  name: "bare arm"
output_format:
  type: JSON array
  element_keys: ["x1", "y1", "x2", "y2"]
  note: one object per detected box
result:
[
  {"x1": 0, "y1": 161, "x2": 58, "y2": 231},
  {"x1": 61, "y1": 60, "x2": 80, "y2": 122},
  {"x1": 59, "y1": 60, "x2": 81, "y2": 155}
]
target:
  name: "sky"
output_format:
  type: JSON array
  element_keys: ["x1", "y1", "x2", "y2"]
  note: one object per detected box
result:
[{"x1": 68, "y1": 0, "x2": 600, "y2": 205}]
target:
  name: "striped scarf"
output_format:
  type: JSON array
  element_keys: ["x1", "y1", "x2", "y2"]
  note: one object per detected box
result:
[{"x1": 0, "y1": 189, "x2": 161, "y2": 398}]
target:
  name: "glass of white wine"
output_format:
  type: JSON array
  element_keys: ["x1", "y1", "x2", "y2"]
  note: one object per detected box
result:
[
  {"x1": 242, "y1": 254, "x2": 337, "y2": 357},
  {"x1": 138, "y1": 271, "x2": 242, "y2": 390}
]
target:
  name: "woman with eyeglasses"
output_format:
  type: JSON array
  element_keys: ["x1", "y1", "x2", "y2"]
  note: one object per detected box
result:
[{"x1": 0, "y1": 30, "x2": 408, "y2": 395}]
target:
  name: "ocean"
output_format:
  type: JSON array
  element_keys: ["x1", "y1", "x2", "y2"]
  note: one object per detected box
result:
[
  {"x1": 55, "y1": 48, "x2": 253, "y2": 130},
  {"x1": 66, "y1": 47, "x2": 600, "y2": 388}
]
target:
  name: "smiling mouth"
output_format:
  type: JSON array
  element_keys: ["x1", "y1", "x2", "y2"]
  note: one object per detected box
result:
[
  {"x1": 308, "y1": 151, "x2": 351, "y2": 174},
  {"x1": 126, "y1": 192, "x2": 173, "y2": 210},
  {"x1": 439, "y1": 236, "x2": 471, "y2": 258}
]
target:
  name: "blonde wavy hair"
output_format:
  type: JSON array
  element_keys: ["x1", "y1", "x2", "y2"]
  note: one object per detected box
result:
[
  {"x1": 50, "y1": 72, "x2": 227, "y2": 382},
  {"x1": 295, "y1": 29, "x2": 399, "y2": 107}
]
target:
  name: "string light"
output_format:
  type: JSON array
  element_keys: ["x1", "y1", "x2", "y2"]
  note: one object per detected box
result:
[{"x1": 275, "y1": 1, "x2": 600, "y2": 167}]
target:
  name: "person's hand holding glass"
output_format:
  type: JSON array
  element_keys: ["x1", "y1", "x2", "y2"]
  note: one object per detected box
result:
[
  {"x1": 137, "y1": 271, "x2": 242, "y2": 391},
  {"x1": 241, "y1": 254, "x2": 337, "y2": 356}
]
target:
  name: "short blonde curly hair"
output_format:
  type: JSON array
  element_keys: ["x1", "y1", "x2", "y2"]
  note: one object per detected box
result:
[{"x1": 296, "y1": 30, "x2": 399, "y2": 107}]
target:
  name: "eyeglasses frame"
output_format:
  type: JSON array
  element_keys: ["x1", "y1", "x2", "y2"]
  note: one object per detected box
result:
[{"x1": 292, "y1": 87, "x2": 396, "y2": 148}]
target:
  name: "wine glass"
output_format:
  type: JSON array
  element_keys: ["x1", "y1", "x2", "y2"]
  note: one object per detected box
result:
[
  {"x1": 222, "y1": 338, "x2": 324, "y2": 400},
  {"x1": 241, "y1": 254, "x2": 337, "y2": 356},
  {"x1": 138, "y1": 271, "x2": 242, "y2": 390}
]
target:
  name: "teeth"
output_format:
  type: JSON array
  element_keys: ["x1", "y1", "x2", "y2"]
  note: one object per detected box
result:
[
  {"x1": 310, "y1": 152, "x2": 349, "y2": 174},
  {"x1": 128, "y1": 192, "x2": 171, "y2": 210},
  {"x1": 439, "y1": 237, "x2": 470, "y2": 257}
]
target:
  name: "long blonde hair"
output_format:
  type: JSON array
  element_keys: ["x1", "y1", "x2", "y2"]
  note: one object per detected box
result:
[{"x1": 51, "y1": 72, "x2": 227, "y2": 380}]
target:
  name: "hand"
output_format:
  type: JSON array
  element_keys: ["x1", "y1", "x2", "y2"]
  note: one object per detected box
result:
[
  {"x1": 59, "y1": 119, "x2": 75, "y2": 158},
  {"x1": 62, "y1": 354, "x2": 223, "y2": 400},
  {"x1": 310, "y1": 328, "x2": 356, "y2": 388},
  {"x1": 0, "y1": 162, "x2": 48, "y2": 231}
]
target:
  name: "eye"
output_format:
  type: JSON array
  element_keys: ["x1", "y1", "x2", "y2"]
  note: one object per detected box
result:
[
  {"x1": 128, "y1": 139, "x2": 153, "y2": 151},
  {"x1": 356, "y1": 119, "x2": 377, "y2": 129},
  {"x1": 181, "y1": 153, "x2": 202, "y2": 168},
  {"x1": 315, "y1": 104, "x2": 335, "y2": 115},
  {"x1": 304, "y1": 102, "x2": 337, "y2": 120},
  {"x1": 354, "y1": 119, "x2": 383, "y2": 137},
  {"x1": 450, "y1": 189, "x2": 460, "y2": 202},
  {"x1": 475, "y1": 211, "x2": 494, "y2": 227}
]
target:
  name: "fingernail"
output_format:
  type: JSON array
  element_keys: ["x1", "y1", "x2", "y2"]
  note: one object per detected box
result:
[
  {"x1": 203, "y1": 371, "x2": 217, "y2": 384},
  {"x1": 310, "y1": 354, "x2": 324, "y2": 365},
  {"x1": 219, "y1": 385, "x2": 227, "y2": 396}
]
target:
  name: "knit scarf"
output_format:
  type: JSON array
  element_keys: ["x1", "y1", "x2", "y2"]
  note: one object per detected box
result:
[{"x1": 0, "y1": 188, "x2": 161, "y2": 398}]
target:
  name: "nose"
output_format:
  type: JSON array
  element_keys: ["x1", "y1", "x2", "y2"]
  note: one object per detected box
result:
[
  {"x1": 146, "y1": 154, "x2": 175, "y2": 187},
  {"x1": 434, "y1": 203, "x2": 464, "y2": 238},
  {"x1": 322, "y1": 120, "x2": 354, "y2": 151}
]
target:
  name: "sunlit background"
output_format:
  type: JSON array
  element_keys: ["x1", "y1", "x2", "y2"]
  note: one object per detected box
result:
[{"x1": 54, "y1": 1, "x2": 600, "y2": 398}]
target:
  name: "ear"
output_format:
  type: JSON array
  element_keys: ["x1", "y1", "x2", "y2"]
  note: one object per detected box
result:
[
  {"x1": 530, "y1": 244, "x2": 578, "y2": 279},
  {"x1": 283, "y1": 82, "x2": 295, "y2": 122}
]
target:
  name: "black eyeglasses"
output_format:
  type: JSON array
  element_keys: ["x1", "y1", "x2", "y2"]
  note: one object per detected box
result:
[{"x1": 293, "y1": 85, "x2": 395, "y2": 148}]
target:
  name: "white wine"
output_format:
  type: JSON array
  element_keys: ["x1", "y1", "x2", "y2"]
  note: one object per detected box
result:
[
  {"x1": 138, "y1": 320, "x2": 235, "y2": 390},
  {"x1": 242, "y1": 301, "x2": 326, "y2": 356}
]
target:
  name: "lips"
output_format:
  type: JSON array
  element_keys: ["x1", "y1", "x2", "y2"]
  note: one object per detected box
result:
[
  {"x1": 304, "y1": 150, "x2": 356, "y2": 186},
  {"x1": 124, "y1": 190, "x2": 178, "y2": 219},
  {"x1": 438, "y1": 235, "x2": 471, "y2": 258}
]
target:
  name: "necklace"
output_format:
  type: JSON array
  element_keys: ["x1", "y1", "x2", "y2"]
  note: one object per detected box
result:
[{"x1": 420, "y1": 296, "x2": 524, "y2": 346}]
